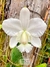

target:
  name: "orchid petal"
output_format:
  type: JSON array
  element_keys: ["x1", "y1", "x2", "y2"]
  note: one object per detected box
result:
[
  {"x1": 17, "y1": 44, "x2": 33, "y2": 53},
  {"x1": 9, "y1": 37, "x2": 18, "y2": 48},
  {"x1": 2, "y1": 18, "x2": 21, "y2": 36},
  {"x1": 17, "y1": 44, "x2": 25, "y2": 53},
  {"x1": 31, "y1": 37, "x2": 41, "y2": 48},
  {"x1": 28, "y1": 18, "x2": 47, "y2": 37},
  {"x1": 20, "y1": 7, "x2": 30, "y2": 29},
  {"x1": 25, "y1": 44, "x2": 33, "y2": 53}
]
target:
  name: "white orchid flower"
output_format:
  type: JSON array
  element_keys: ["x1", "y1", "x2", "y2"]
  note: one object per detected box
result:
[{"x1": 2, "y1": 7, "x2": 47, "y2": 53}]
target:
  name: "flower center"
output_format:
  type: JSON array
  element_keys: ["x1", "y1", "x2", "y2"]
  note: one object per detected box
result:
[
  {"x1": 21, "y1": 31, "x2": 28, "y2": 44},
  {"x1": 17, "y1": 30, "x2": 31, "y2": 45}
]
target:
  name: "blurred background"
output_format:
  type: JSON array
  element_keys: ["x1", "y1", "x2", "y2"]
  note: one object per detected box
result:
[{"x1": 0, "y1": 0, "x2": 50, "y2": 67}]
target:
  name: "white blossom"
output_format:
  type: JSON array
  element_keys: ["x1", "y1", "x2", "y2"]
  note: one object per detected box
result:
[{"x1": 2, "y1": 7, "x2": 47, "y2": 53}]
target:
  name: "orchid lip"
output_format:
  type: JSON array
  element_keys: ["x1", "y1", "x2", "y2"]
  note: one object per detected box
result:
[{"x1": 20, "y1": 30, "x2": 29, "y2": 45}]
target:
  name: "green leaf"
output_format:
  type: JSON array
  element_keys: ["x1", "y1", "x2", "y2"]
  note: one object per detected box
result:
[
  {"x1": 6, "y1": 63, "x2": 10, "y2": 67},
  {"x1": 12, "y1": 65, "x2": 16, "y2": 67},
  {"x1": 12, "y1": 65, "x2": 22, "y2": 67},
  {"x1": 0, "y1": 24, "x2": 2, "y2": 29},
  {"x1": 48, "y1": 38, "x2": 50, "y2": 43},
  {"x1": 48, "y1": 34, "x2": 50, "y2": 38},
  {"x1": 46, "y1": 43, "x2": 50, "y2": 53},
  {"x1": 3, "y1": 55, "x2": 7, "y2": 62},
  {"x1": 11, "y1": 47, "x2": 24, "y2": 65},
  {"x1": 36, "y1": 63, "x2": 47, "y2": 67}
]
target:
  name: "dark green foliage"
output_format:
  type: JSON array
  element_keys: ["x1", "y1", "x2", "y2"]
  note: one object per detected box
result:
[
  {"x1": 11, "y1": 47, "x2": 24, "y2": 67},
  {"x1": 6, "y1": 63, "x2": 10, "y2": 67}
]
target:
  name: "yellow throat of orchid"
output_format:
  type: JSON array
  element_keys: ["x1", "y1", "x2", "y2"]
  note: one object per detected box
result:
[{"x1": 21, "y1": 31, "x2": 28, "y2": 45}]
